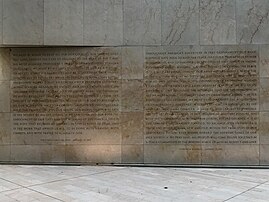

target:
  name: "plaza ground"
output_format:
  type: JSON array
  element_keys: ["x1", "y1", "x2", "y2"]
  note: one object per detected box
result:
[{"x1": 0, "y1": 165, "x2": 268, "y2": 201}]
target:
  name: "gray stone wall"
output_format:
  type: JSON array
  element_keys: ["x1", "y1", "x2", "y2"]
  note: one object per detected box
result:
[
  {"x1": 0, "y1": 0, "x2": 268, "y2": 46},
  {"x1": 0, "y1": 0, "x2": 269, "y2": 166}
]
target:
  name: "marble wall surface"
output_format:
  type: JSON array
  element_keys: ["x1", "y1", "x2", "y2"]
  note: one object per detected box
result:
[
  {"x1": 0, "y1": 0, "x2": 269, "y2": 166},
  {"x1": 0, "y1": 0, "x2": 269, "y2": 46},
  {"x1": 0, "y1": 45, "x2": 268, "y2": 165}
]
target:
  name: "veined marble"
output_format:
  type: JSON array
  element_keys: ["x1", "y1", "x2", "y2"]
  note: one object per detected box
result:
[
  {"x1": 200, "y1": 0, "x2": 236, "y2": 45},
  {"x1": 162, "y1": 0, "x2": 199, "y2": 45},
  {"x1": 124, "y1": 0, "x2": 161, "y2": 45}
]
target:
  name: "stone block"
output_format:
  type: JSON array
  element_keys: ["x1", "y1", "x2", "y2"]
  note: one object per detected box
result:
[
  {"x1": 122, "y1": 145, "x2": 144, "y2": 163},
  {"x1": 236, "y1": 0, "x2": 269, "y2": 44},
  {"x1": 121, "y1": 80, "x2": 144, "y2": 112},
  {"x1": 200, "y1": 0, "x2": 236, "y2": 45},
  {"x1": 162, "y1": 0, "x2": 199, "y2": 45},
  {"x1": 3, "y1": 0, "x2": 43, "y2": 45},
  {"x1": 84, "y1": 0, "x2": 123, "y2": 45},
  {"x1": 65, "y1": 145, "x2": 121, "y2": 164},
  {"x1": 124, "y1": 0, "x2": 161, "y2": 45},
  {"x1": 122, "y1": 47, "x2": 144, "y2": 80},
  {"x1": 44, "y1": 0, "x2": 83, "y2": 45}
]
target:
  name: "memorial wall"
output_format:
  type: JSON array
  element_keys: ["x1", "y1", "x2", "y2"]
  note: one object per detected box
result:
[
  {"x1": 0, "y1": 0, "x2": 269, "y2": 165},
  {"x1": 0, "y1": 45, "x2": 268, "y2": 165}
]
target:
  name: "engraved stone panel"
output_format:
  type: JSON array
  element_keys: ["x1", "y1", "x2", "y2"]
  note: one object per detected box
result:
[
  {"x1": 11, "y1": 113, "x2": 65, "y2": 145},
  {"x1": 11, "y1": 80, "x2": 65, "y2": 113},
  {"x1": 200, "y1": 112, "x2": 259, "y2": 145},
  {"x1": 199, "y1": 46, "x2": 259, "y2": 111},
  {"x1": 145, "y1": 111, "x2": 201, "y2": 144},
  {"x1": 201, "y1": 145, "x2": 259, "y2": 165},
  {"x1": 145, "y1": 46, "x2": 259, "y2": 147},
  {"x1": 0, "y1": 45, "x2": 266, "y2": 166},
  {"x1": 145, "y1": 46, "x2": 200, "y2": 112},
  {"x1": 10, "y1": 48, "x2": 65, "y2": 81},
  {"x1": 10, "y1": 48, "x2": 121, "y2": 146},
  {"x1": 65, "y1": 112, "x2": 120, "y2": 145}
]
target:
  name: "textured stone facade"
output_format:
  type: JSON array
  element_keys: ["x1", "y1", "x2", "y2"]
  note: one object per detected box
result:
[{"x1": 0, "y1": 0, "x2": 269, "y2": 165}]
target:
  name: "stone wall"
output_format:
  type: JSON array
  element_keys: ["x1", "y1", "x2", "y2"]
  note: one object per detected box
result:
[
  {"x1": 0, "y1": 0, "x2": 269, "y2": 165},
  {"x1": 0, "y1": 45, "x2": 268, "y2": 165},
  {"x1": 0, "y1": 0, "x2": 268, "y2": 46}
]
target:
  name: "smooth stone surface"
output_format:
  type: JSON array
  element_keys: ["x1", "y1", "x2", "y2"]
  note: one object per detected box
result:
[
  {"x1": 0, "y1": 49, "x2": 11, "y2": 81},
  {"x1": 260, "y1": 145, "x2": 269, "y2": 165},
  {"x1": 201, "y1": 145, "x2": 259, "y2": 165},
  {"x1": 260, "y1": 112, "x2": 269, "y2": 144},
  {"x1": 0, "y1": 113, "x2": 10, "y2": 145},
  {"x1": 0, "y1": 178, "x2": 20, "y2": 193},
  {"x1": 0, "y1": 0, "x2": 2, "y2": 44},
  {"x1": 0, "y1": 188, "x2": 60, "y2": 202},
  {"x1": 122, "y1": 47, "x2": 144, "y2": 79},
  {"x1": 0, "y1": 145, "x2": 10, "y2": 161},
  {"x1": 260, "y1": 45, "x2": 269, "y2": 77},
  {"x1": 44, "y1": 0, "x2": 83, "y2": 45},
  {"x1": 226, "y1": 183, "x2": 269, "y2": 202},
  {"x1": 10, "y1": 145, "x2": 65, "y2": 163},
  {"x1": 0, "y1": 81, "x2": 10, "y2": 112},
  {"x1": 3, "y1": 0, "x2": 44, "y2": 45},
  {"x1": 0, "y1": 165, "x2": 122, "y2": 186},
  {"x1": 84, "y1": 0, "x2": 123, "y2": 45},
  {"x1": 1, "y1": 165, "x2": 269, "y2": 202},
  {"x1": 121, "y1": 112, "x2": 144, "y2": 144},
  {"x1": 162, "y1": 0, "x2": 199, "y2": 45},
  {"x1": 65, "y1": 145, "x2": 121, "y2": 164},
  {"x1": 121, "y1": 80, "x2": 144, "y2": 112},
  {"x1": 200, "y1": 0, "x2": 236, "y2": 45},
  {"x1": 124, "y1": 0, "x2": 161, "y2": 45},
  {"x1": 260, "y1": 78, "x2": 269, "y2": 111},
  {"x1": 237, "y1": 0, "x2": 269, "y2": 44},
  {"x1": 121, "y1": 145, "x2": 144, "y2": 163},
  {"x1": 144, "y1": 145, "x2": 202, "y2": 164},
  {"x1": 10, "y1": 113, "x2": 65, "y2": 145}
]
